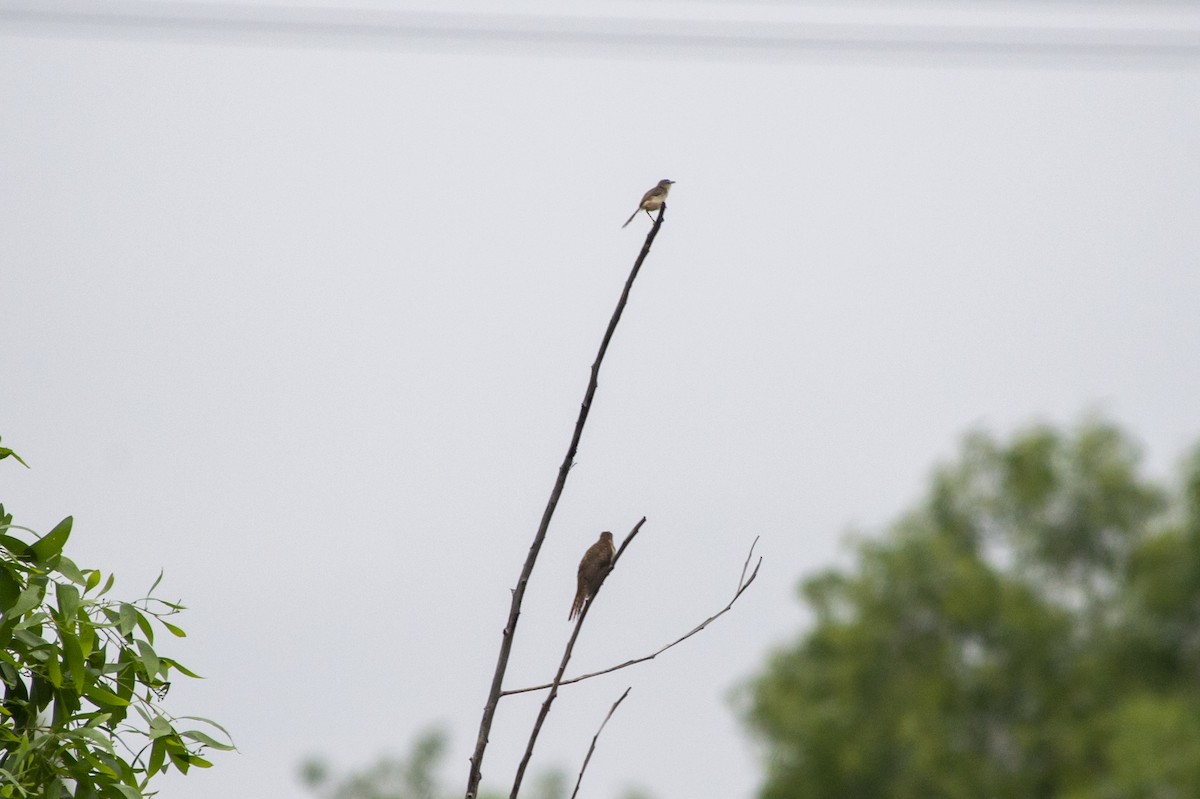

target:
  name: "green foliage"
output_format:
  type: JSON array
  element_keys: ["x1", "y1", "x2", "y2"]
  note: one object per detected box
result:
[
  {"x1": 0, "y1": 441, "x2": 232, "y2": 797},
  {"x1": 299, "y1": 727, "x2": 646, "y2": 799},
  {"x1": 742, "y1": 420, "x2": 1200, "y2": 799},
  {"x1": 0, "y1": 437, "x2": 29, "y2": 470},
  {"x1": 300, "y1": 729, "x2": 450, "y2": 799}
]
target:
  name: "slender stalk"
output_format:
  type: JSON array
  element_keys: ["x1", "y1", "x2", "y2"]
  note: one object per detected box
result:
[
  {"x1": 570, "y1": 688, "x2": 631, "y2": 799},
  {"x1": 464, "y1": 205, "x2": 667, "y2": 799}
]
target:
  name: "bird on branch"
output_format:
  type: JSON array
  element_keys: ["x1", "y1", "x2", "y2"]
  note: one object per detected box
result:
[
  {"x1": 622, "y1": 179, "x2": 675, "y2": 228},
  {"x1": 570, "y1": 531, "x2": 615, "y2": 620}
]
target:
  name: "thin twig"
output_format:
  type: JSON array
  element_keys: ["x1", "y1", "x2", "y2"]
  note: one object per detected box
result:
[
  {"x1": 502, "y1": 537, "x2": 761, "y2": 697},
  {"x1": 464, "y1": 205, "x2": 667, "y2": 799},
  {"x1": 509, "y1": 519, "x2": 645, "y2": 799},
  {"x1": 570, "y1": 687, "x2": 632, "y2": 799},
  {"x1": 737, "y1": 535, "x2": 758, "y2": 589}
]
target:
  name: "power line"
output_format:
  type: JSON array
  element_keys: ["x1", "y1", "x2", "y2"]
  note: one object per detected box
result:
[{"x1": 2, "y1": 0, "x2": 1199, "y2": 62}]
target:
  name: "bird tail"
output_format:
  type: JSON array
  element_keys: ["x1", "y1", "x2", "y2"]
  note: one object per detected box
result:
[
  {"x1": 621, "y1": 208, "x2": 639, "y2": 228},
  {"x1": 569, "y1": 586, "x2": 587, "y2": 620}
]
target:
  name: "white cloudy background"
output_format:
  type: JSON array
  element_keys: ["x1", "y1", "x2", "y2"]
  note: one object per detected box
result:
[{"x1": 2, "y1": 2, "x2": 1200, "y2": 798}]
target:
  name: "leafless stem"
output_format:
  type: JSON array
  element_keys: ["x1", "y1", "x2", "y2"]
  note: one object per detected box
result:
[
  {"x1": 463, "y1": 207, "x2": 667, "y2": 799},
  {"x1": 569, "y1": 687, "x2": 632, "y2": 799},
  {"x1": 508, "y1": 519, "x2": 645, "y2": 799},
  {"x1": 501, "y1": 537, "x2": 762, "y2": 697}
]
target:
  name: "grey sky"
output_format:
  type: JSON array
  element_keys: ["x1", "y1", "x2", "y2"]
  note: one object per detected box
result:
[{"x1": 3, "y1": 3, "x2": 1200, "y2": 798}]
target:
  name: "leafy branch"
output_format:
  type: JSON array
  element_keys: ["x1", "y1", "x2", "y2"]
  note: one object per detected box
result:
[{"x1": 0, "y1": 443, "x2": 233, "y2": 798}]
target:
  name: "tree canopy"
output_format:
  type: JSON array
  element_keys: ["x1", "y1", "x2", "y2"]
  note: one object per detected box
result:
[
  {"x1": 742, "y1": 420, "x2": 1200, "y2": 799},
  {"x1": 298, "y1": 727, "x2": 652, "y2": 799},
  {"x1": 0, "y1": 438, "x2": 231, "y2": 797}
]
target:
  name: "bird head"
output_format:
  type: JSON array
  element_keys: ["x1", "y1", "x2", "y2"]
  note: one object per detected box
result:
[{"x1": 659, "y1": 179, "x2": 675, "y2": 187}]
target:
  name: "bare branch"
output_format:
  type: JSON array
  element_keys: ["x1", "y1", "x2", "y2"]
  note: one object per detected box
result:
[
  {"x1": 610, "y1": 518, "x2": 645, "y2": 568},
  {"x1": 509, "y1": 518, "x2": 646, "y2": 799},
  {"x1": 570, "y1": 687, "x2": 632, "y2": 799},
  {"x1": 463, "y1": 205, "x2": 667, "y2": 799},
  {"x1": 738, "y1": 535, "x2": 759, "y2": 589},
  {"x1": 502, "y1": 537, "x2": 762, "y2": 697}
]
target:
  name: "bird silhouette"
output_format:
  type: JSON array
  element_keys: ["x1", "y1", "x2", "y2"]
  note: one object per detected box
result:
[{"x1": 569, "y1": 531, "x2": 615, "y2": 620}]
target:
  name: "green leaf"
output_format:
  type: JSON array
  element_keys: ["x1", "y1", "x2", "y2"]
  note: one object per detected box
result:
[
  {"x1": 0, "y1": 534, "x2": 31, "y2": 562},
  {"x1": 99, "y1": 573, "x2": 115, "y2": 596},
  {"x1": 147, "y1": 715, "x2": 173, "y2": 740},
  {"x1": 147, "y1": 737, "x2": 166, "y2": 776},
  {"x1": 85, "y1": 570, "x2": 101, "y2": 593},
  {"x1": 8, "y1": 583, "x2": 43, "y2": 618},
  {"x1": 62, "y1": 631, "x2": 86, "y2": 693},
  {"x1": 55, "y1": 556, "x2": 86, "y2": 586},
  {"x1": 148, "y1": 571, "x2": 164, "y2": 596},
  {"x1": 136, "y1": 641, "x2": 160, "y2": 679},
  {"x1": 175, "y1": 715, "x2": 234, "y2": 740},
  {"x1": 83, "y1": 711, "x2": 112, "y2": 728},
  {"x1": 115, "y1": 652, "x2": 136, "y2": 702},
  {"x1": 161, "y1": 621, "x2": 186, "y2": 638},
  {"x1": 0, "y1": 566, "x2": 22, "y2": 611},
  {"x1": 133, "y1": 609, "x2": 154, "y2": 644},
  {"x1": 72, "y1": 725, "x2": 117, "y2": 753},
  {"x1": 112, "y1": 784, "x2": 141, "y2": 799},
  {"x1": 117, "y1": 603, "x2": 137, "y2": 637},
  {"x1": 56, "y1": 583, "x2": 81, "y2": 622},
  {"x1": 161, "y1": 658, "x2": 202, "y2": 679},
  {"x1": 46, "y1": 649, "x2": 63, "y2": 688},
  {"x1": 29, "y1": 516, "x2": 72, "y2": 563},
  {"x1": 29, "y1": 672, "x2": 53, "y2": 712},
  {"x1": 14, "y1": 628, "x2": 51, "y2": 653},
  {"x1": 167, "y1": 748, "x2": 191, "y2": 775},
  {"x1": 84, "y1": 684, "x2": 130, "y2": 708},
  {"x1": 52, "y1": 684, "x2": 80, "y2": 725},
  {"x1": 181, "y1": 729, "x2": 235, "y2": 750},
  {"x1": 0, "y1": 447, "x2": 29, "y2": 468},
  {"x1": 0, "y1": 767, "x2": 30, "y2": 796},
  {"x1": 75, "y1": 612, "x2": 95, "y2": 658}
]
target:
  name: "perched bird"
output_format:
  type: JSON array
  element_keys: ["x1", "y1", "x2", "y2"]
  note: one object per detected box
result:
[
  {"x1": 569, "y1": 531, "x2": 616, "y2": 621},
  {"x1": 622, "y1": 179, "x2": 675, "y2": 228}
]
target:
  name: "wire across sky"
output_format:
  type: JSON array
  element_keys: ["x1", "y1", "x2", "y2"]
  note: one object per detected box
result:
[{"x1": 3, "y1": 0, "x2": 1200, "y2": 63}]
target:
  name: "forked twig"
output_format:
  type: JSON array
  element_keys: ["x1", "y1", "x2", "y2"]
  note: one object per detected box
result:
[
  {"x1": 509, "y1": 519, "x2": 646, "y2": 799},
  {"x1": 502, "y1": 537, "x2": 762, "y2": 697},
  {"x1": 464, "y1": 206, "x2": 667, "y2": 799},
  {"x1": 570, "y1": 687, "x2": 632, "y2": 799}
]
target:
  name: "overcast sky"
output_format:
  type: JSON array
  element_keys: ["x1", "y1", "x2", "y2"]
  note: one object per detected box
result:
[{"x1": 3, "y1": 2, "x2": 1200, "y2": 798}]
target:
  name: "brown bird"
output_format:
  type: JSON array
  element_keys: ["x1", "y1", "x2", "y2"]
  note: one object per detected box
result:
[
  {"x1": 569, "y1": 531, "x2": 616, "y2": 621},
  {"x1": 622, "y1": 179, "x2": 675, "y2": 228}
]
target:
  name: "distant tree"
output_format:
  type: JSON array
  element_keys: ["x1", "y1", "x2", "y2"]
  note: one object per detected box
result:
[
  {"x1": 741, "y1": 420, "x2": 1200, "y2": 799},
  {"x1": 299, "y1": 727, "x2": 645, "y2": 799},
  {"x1": 299, "y1": 730, "x2": 453, "y2": 799},
  {"x1": 0, "y1": 438, "x2": 232, "y2": 797}
]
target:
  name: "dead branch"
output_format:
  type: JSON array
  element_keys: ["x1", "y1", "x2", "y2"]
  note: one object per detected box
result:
[
  {"x1": 464, "y1": 205, "x2": 667, "y2": 799},
  {"x1": 569, "y1": 687, "x2": 632, "y2": 799},
  {"x1": 501, "y1": 537, "x2": 762, "y2": 697},
  {"x1": 509, "y1": 519, "x2": 645, "y2": 799}
]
